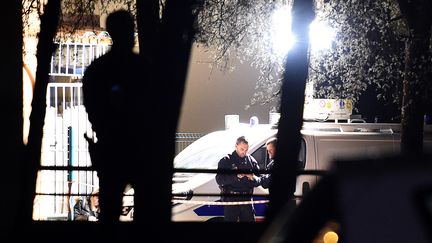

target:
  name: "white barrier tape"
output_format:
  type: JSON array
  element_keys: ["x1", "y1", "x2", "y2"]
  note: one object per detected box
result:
[
  {"x1": 172, "y1": 200, "x2": 269, "y2": 205},
  {"x1": 68, "y1": 181, "x2": 97, "y2": 188}
]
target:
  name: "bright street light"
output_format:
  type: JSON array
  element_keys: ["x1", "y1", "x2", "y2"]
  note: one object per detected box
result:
[
  {"x1": 271, "y1": 5, "x2": 295, "y2": 58},
  {"x1": 309, "y1": 19, "x2": 335, "y2": 51},
  {"x1": 271, "y1": 6, "x2": 335, "y2": 57}
]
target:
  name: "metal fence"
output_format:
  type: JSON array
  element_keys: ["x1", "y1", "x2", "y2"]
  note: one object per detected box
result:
[
  {"x1": 35, "y1": 82, "x2": 96, "y2": 221},
  {"x1": 50, "y1": 42, "x2": 110, "y2": 77},
  {"x1": 175, "y1": 132, "x2": 204, "y2": 155}
]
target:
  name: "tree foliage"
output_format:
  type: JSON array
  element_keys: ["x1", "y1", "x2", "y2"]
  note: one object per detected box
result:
[
  {"x1": 58, "y1": 0, "x2": 135, "y2": 33},
  {"x1": 23, "y1": 0, "x2": 139, "y2": 41},
  {"x1": 310, "y1": 0, "x2": 408, "y2": 108},
  {"x1": 195, "y1": 0, "x2": 431, "y2": 117},
  {"x1": 195, "y1": 0, "x2": 292, "y2": 108}
]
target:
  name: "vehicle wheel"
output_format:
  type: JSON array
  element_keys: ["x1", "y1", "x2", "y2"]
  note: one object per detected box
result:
[{"x1": 206, "y1": 217, "x2": 224, "y2": 222}]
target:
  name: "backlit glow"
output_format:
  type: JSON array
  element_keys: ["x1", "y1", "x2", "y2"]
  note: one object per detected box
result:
[
  {"x1": 271, "y1": 5, "x2": 295, "y2": 58},
  {"x1": 271, "y1": 6, "x2": 335, "y2": 57},
  {"x1": 309, "y1": 20, "x2": 335, "y2": 51}
]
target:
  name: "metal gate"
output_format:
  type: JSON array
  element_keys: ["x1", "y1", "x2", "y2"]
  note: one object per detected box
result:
[
  {"x1": 50, "y1": 42, "x2": 110, "y2": 77},
  {"x1": 34, "y1": 41, "x2": 108, "y2": 220},
  {"x1": 34, "y1": 83, "x2": 98, "y2": 221}
]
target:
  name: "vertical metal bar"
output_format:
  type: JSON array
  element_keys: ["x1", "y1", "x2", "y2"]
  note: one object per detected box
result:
[
  {"x1": 96, "y1": 43, "x2": 99, "y2": 58},
  {"x1": 70, "y1": 86, "x2": 74, "y2": 167},
  {"x1": 61, "y1": 85, "x2": 67, "y2": 215},
  {"x1": 77, "y1": 85, "x2": 82, "y2": 167},
  {"x1": 65, "y1": 126, "x2": 72, "y2": 215},
  {"x1": 62, "y1": 84, "x2": 68, "y2": 215},
  {"x1": 67, "y1": 126, "x2": 73, "y2": 214},
  {"x1": 58, "y1": 43, "x2": 62, "y2": 74},
  {"x1": 89, "y1": 44, "x2": 93, "y2": 64},
  {"x1": 54, "y1": 85, "x2": 59, "y2": 215},
  {"x1": 54, "y1": 85, "x2": 58, "y2": 167},
  {"x1": 46, "y1": 84, "x2": 52, "y2": 166},
  {"x1": 81, "y1": 44, "x2": 85, "y2": 75},
  {"x1": 62, "y1": 86, "x2": 66, "y2": 167},
  {"x1": 66, "y1": 43, "x2": 70, "y2": 75},
  {"x1": 73, "y1": 43, "x2": 77, "y2": 76},
  {"x1": 50, "y1": 53, "x2": 54, "y2": 74},
  {"x1": 74, "y1": 85, "x2": 79, "y2": 200}
]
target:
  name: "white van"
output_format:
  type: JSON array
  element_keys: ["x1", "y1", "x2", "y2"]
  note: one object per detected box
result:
[{"x1": 171, "y1": 122, "x2": 432, "y2": 222}]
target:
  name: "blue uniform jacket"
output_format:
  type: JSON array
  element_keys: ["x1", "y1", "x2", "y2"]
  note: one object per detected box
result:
[{"x1": 215, "y1": 151, "x2": 261, "y2": 194}]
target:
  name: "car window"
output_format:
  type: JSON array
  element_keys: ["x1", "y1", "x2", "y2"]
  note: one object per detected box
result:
[
  {"x1": 251, "y1": 146, "x2": 268, "y2": 170},
  {"x1": 250, "y1": 137, "x2": 306, "y2": 171}
]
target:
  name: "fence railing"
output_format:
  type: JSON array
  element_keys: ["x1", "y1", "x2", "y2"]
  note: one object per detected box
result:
[
  {"x1": 50, "y1": 42, "x2": 110, "y2": 77},
  {"x1": 175, "y1": 132, "x2": 204, "y2": 155}
]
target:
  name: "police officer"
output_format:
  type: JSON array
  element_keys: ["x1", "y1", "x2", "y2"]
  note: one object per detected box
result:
[
  {"x1": 261, "y1": 137, "x2": 277, "y2": 189},
  {"x1": 216, "y1": 136, "x2": 261, "y2": 222}
]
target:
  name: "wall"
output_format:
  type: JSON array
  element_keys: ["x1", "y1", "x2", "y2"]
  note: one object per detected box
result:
[{"x1": 178, "y1": 44, "x2": 277, "y2": 133}]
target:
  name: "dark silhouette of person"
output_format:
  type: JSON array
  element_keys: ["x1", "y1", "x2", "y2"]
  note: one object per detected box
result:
[
  {"x1": 261, "y1": 137, "x2": 277, "y2": 189},
  {"x1": 82, "y1": 10, "x2": 149, "y2": 226}
]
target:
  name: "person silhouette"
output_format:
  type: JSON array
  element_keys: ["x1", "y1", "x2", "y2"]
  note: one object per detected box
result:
[
  {"x1": 82, "y1": 10, "x2": 149, "y2": 225},
  {"x1": 261, "y1": 137, "x2": 277, "y2": 189}
]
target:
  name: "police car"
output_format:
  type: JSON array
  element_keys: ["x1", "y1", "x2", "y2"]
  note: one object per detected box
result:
[
  {"x1": 171, "y1": 120, "x2": 432, "y2": 222},
  {"x1": 172, "y1": 123, "x2": 276, "y2": 222}
]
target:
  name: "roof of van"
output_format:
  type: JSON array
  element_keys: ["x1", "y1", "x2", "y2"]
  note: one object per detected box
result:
[{"x1": 302, "y1": 122, "x2": 403, "y2": 133}]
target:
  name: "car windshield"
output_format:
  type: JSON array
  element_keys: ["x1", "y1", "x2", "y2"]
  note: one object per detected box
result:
[{"x1": 174, "y1": 124, "x2": 275, "y2": 170}]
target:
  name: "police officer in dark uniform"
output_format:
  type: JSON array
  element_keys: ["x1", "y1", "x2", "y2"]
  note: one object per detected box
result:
[
  {"x1": 216, "y1": 136, "x2": 262, "y2": 222},
  {"x1": 261, "y1": 137, "x2": 277, "y2": 189}
]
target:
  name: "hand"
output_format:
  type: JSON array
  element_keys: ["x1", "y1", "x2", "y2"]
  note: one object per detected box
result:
[
  {"x1": 237, "y1": 174, "x2": 245, "y2": 179},
  {"x1": 244, "y1": 174, "x2": 255, "y2": 181},
  {"x1": 88, "y1": 216, "x2": 98, "y2": 221}
]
